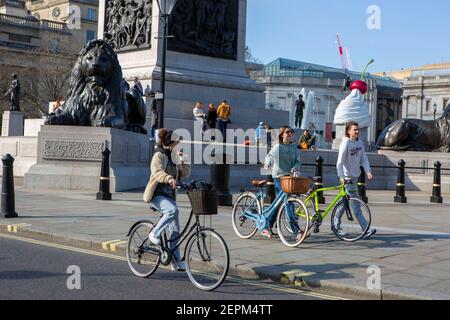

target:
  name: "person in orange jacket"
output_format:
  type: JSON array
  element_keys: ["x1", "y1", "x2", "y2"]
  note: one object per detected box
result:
[{"x1": 217, "y1": 99, "x2": 231, "y2": 142}]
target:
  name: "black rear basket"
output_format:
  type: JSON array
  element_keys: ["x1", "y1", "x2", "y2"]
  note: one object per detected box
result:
[{"x1": 187, "y1": 189, "x2": 218, "y2": 215}]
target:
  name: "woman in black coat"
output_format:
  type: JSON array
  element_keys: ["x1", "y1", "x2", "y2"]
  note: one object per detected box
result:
[{"x1": 206, "y1": 103, "x2": 217, "y2": 129}]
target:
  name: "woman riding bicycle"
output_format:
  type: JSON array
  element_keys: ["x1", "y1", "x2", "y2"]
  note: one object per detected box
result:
[
  {"x1": 263, "y1": 126, "x2": 302, "y2": 239},
  {"x1": 143, "y1": 129, "x2": 191, "y2": 271}
]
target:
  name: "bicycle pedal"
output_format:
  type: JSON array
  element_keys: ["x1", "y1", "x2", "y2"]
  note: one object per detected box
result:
[{"x1": 313, "y1": 227, "x2": 320, "y2": 234}]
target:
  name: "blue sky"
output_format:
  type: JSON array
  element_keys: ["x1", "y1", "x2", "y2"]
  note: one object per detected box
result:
[{"x1": 246, "y1": 0, "x2": 450, "y2": 72}]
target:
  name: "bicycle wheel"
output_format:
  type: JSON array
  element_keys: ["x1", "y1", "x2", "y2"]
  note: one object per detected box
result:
[
  {"x1": 231, "y1": 192, "x2": 261, "y2": 239},
  {"x1": 185, "y1": 229, "x2": 229, "y2": 291},
  {"x1": 281, "y1": 194, "x2": 314, "y2": 233},
  {"x1": 126, "y1": 222, "x2": 160, "y2": 278},
  {"x1": 331, "y1": 197, "x2": 371, "y2": 242},
  {"x1": 277, "y1": 197, "x2": 310, "y2": 247}
]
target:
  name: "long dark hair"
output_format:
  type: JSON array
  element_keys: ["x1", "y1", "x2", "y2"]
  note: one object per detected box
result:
[{"x1": 278, "y1": 126, "x2": 293, "y2": 144}]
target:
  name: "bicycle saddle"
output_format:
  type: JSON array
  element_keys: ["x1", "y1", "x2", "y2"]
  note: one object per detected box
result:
[{"x1": 251, "y1": 180, "x2": 268, "y2": 187}]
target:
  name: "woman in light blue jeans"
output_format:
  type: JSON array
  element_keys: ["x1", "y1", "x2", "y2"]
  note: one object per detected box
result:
[
  {"x1": 264, "y1": 126, "x2": 302, "y2": 239},
  {"x1": 143, "y1": 129, "x2": 191, "y2": 271}
]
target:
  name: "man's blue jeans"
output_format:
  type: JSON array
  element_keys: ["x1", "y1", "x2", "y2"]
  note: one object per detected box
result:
[
  {"x1": 218, "y1": 120, "x2": 228, "y2": 141},
  {"x1": 151, "y1": 195, "x2": 181, "y2": 262},
  {"x1": 333, "y1": 178, "x2": 369, "y2": 231}
]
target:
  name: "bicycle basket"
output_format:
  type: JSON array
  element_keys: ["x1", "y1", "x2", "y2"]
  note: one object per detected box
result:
[
  {"x1": 187, "y1": 189, "x2": 218, "y2": 215},
  {"x1": 279, "y1": 176, "x2": 311, "y2": 194}
]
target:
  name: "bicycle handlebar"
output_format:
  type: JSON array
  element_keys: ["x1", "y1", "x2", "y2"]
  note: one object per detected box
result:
[{"x1": 176, "y1": 180, "x2": 213, "y2": 191}]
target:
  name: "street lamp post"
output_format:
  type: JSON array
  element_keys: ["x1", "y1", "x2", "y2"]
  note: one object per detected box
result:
[
  {"x1": 155, "y1": 0, "x2": 176, "y2": 129},
  {"x1": 433, "y1": 103, "x2": 437, "y2": 120}
]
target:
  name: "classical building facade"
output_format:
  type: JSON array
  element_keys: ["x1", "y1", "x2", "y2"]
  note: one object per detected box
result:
[
  {"x1": 26, "y1": 0, "x2": 98, "y2": 49},
  {"x1": 376, "y1": 63, "x2": 450, "y2": 120},
  {"x1": 401, "y1": 68, "x2": 450, "y2": 121},
  {"x1": 250, "y1": 58, "x2": 402, "y2": 149}
]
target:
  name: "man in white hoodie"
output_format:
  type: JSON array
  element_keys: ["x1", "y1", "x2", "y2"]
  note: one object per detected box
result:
[{"x1": 335, "y1": 121, "x2": 376, "y2": 239}]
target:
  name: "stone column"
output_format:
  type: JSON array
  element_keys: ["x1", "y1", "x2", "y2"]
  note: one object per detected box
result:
[
  {"x1": 2, "y1": 111, "x2": 24, "y2": 136},
  {"x1": 401, "y1": 95, "x2": 409, "y2": 118}
]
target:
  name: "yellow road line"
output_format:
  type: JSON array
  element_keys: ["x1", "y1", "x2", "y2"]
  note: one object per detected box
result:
[
  {"x1": 6, "y1": 223, "x2": 31, "y2": 233},
  {"x1": 110, "y1": 241, "x2": 127, "y2": 252},
  {"x1": 0, "y1": 232, "x2": 348, "y2": 300},
  {"x1": 101, "y1": 239, "x2": 124, "y2": 251}
]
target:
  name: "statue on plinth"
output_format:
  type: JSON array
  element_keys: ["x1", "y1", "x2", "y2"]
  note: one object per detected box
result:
[
  {"x1": 45, "y1": 39, "x2": 147, "y2": 134},
  {"x1": 376, "y1": 105, "x2": 450, "y2": 152},
  {"x1": 4, "y1": 73, "x2": 20, "y2": 112}
]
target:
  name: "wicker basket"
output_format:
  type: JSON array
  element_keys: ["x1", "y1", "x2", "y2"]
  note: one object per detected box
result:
[
  {"x1": 279, "y1": 176, "x2": 311, "y2": 194},
  {"x1": 187, "y1": 189, "x2": 218, "y2": 215}
]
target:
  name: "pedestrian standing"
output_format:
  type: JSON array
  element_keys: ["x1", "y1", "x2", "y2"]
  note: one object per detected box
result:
[
  {"x1": 335, "y1": 121, "x2": 376, "y2": 239},
  {"x1": 206, "y1": 103, "x2": 217, "y2": 141},
  {"x1": 149, "y1": 91, "x2": 158, "y2": 141},
  {"x1": 295, "y1": 95, "x2": 305, "y2": 128},
  {"x1": 255, "y1": 122, "x2": 265, "y2": 146},
  {"x1": 217, "y1": 99, "x2": 231, "y2": 142},
  {"x1": 192, "y1": 101, "x2": 207, "y2": 133}
]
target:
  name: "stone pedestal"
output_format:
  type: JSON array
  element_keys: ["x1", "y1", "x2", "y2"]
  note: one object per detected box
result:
[
  {"x1": 24, "y1": 126, "x2": 150, "y2": 192},
  {"x1": 98, "y1": 0, "x2": 289, "y2": 135},
  {"x1": 332, "y1": 124, "x2": 369, "y2": 150},
  {"x1": 2, "y1": 111, "x2": 24, "y2": 136}
]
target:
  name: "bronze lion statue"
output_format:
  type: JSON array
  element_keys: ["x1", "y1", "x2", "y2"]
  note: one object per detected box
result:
[
  {"x1": 45, "y1": 39, "x2": 147, "y2": 134},
  {"x1": 376, "y1": 105, "x2": 450, "y2": 152}
]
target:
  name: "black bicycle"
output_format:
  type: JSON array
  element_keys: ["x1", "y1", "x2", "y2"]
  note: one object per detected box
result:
[{"x1": 126, "y1": 181, "x2": 229, "y2": 291}]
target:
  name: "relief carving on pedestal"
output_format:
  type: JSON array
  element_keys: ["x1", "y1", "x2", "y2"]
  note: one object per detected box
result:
[
  {"x1": 43, "y1": 140, "x2": 105, "y2": 161},
  {"x1": 168, "y1": 0, "x2": 239, "y2": 60},
  {"x1": 104, "y1": 0, "x2": 153, "y2": 50}
]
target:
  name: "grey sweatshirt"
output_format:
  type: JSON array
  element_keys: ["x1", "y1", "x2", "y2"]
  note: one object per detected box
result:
[{"x1": 336, "y1": 137, "x2": 372, "y2": 179}]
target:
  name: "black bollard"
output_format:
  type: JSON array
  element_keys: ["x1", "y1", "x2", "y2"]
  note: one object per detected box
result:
[
  {"x1": 210, "y1": 153, "x2": 232, "y2": 206},
  {"x1": 1, "y1": 154, "x2": 18, "y2": 218},
  {"x1": 358, "y1": 166, "x2": 368, "y2": 203},
  {"x1": 315, "y1": 156, "x2": 325, "y2": 204},
  {"x1": 264, "y1": 176, "x2": 276, "y2": 205},
  {"x1": 394, "y1": 159, "x2": 407, "y2": 203},
  {"x1": 96, "y1": 147, "x2": 112, "y2": 201},
  {"x1": 430, "y1": 161, "x2": 443, "y2": 204}
]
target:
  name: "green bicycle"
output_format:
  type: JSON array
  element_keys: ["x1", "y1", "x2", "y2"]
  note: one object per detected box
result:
[{"x1": 278, "y1": 178, "x2": 372, "y2": 245}]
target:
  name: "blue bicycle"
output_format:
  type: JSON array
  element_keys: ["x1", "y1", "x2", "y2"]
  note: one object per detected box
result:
[{"x1": 231, "y1": 178, "x2": 310, "y2": 247}]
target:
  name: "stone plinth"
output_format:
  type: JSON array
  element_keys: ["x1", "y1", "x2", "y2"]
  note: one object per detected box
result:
[
  {"x1": 2, "y1": 111, "x2": 24, "y2": 136},
  {"x1": 332, "y1": 124, "x2": 369, "y2": 150},
  {"x1": 24, "y1": 119, "x2": 45, "y2": 136},
  {"x1": 24, "y1": 125, "x2": 150, "y2": 192}
]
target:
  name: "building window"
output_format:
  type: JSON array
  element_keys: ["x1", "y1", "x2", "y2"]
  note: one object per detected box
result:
[
  {"x1": 87, "y1": 8, "x2": 97, "y2": 21},
  {"x1": 50, "y1": 38, "x2": 59, "y2": 52},
  {"x1": 86, "y1": 30, "x2": 96, "y2": 42},
  {"x1": 443, "y1": 99, "x2": 448, "y2": 110},
  {"x1": 425, "y1": 100, "x2": 431, "y2": 112},
  {"x1": 9, "y1": 34, "x2": 31, "y2": 43}
]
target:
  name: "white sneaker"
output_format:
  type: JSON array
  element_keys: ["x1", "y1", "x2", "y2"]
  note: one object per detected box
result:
[
  {"x1": 148, "y1": 231, "x2": 161, "y2": 245},
  {"x1": 171, "y1": 260, "x2": 186, "y2": 272},
  {"x1": 336, "y1": 229, "x2": 348, "y2": 237},
  {"x1": 364, "y1": 228, "x2": 377, "y2": 239}
]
